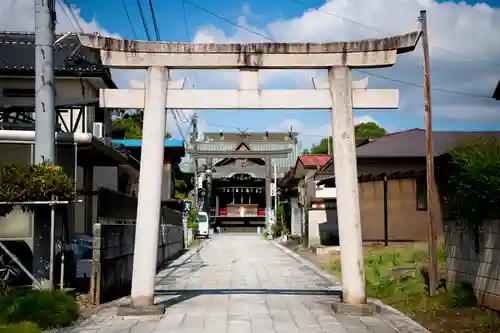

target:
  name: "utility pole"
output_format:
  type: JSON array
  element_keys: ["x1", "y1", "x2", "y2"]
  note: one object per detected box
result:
[
  {"x1": 191, "y1": 114, "x2": 199, "y2": 208},
  {"x1": 420, "y1": 10, "x2": 439, "y2": 297},
  {"x1": 35, "y1": 0, "x2": 56, "y2": 163},
  {"x1": 274, "y1": 163, "x2": 278, "y2": 223},
  {"x1": 33, "y1": 0, "x2": 57, "y2": 290}
]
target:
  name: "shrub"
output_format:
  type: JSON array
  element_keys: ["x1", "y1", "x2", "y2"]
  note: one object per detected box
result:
[
  {"x1": 0, "y1": 290, "x2": 78, "y2": 330},
  {"x1": 187, "y1": 205, "x2": 198, "y2": 230},
  {"x1": 446, "y1": 281, "x2": 477, "y2": 309},
  {"x1": 0, "y1": 163, "x2": 75, "y2": 217},
  {"x1": 271, "y1": 220, "x2": 286, "y2": 237},
  {"x1": 0, "y1": 322, "x2": 41, "y2": 333},
  {"x1": 443, "y1": 136, "x2": 500, "y2": 230}
]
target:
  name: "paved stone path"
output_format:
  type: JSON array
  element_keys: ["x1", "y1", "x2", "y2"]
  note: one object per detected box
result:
[{"x1": 60, "y1": 234, "x2": 430, "y2": 333}]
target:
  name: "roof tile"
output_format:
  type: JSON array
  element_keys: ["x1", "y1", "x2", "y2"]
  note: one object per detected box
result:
[
  {"x1": 356, "y1": 128, "x2": 500, "y2": 158},
  {"x1": 0, "y1": 32, "x2": 115, "y2": 87},
  {"x1": 299, "y1": 154, "x2": 332, "y2": 168}
]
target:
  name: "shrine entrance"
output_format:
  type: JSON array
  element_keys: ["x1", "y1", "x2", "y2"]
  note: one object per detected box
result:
[{"x1": 78, "y1": 30, "x2": 420, "y2": 308}]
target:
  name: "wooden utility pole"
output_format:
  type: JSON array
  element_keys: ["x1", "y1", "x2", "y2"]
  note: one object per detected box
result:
[
  {"x1": 420, "y1": 10, "x2": 439, "y2": 296},
  {"x1": 191, "y1": 114, "x2": 199, "y2": 208}
]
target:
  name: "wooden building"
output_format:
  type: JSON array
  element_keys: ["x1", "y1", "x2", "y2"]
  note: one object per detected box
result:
[{"x1": 281, "y1": 128, "x2": 500, "y2": 245}]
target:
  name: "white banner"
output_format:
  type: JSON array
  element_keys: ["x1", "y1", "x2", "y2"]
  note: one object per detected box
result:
[{"x1": 270, "y1": 183, "x2": 277, "y2": 197}]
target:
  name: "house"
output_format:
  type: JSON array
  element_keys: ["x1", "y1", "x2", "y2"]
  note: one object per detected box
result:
[
  {"x1": 316, "y1": 128, "x2": 500, "y2": 245},
  {"x1": 279, "y1": 154, "x2": 332, "y2": 237},
  {"x1": 0, "y1": 32, "x2": 142, "y2": 269},
  {"x1": 111, "y1": 138, "x2": 185, "y2": 200},
  {"x1": 280, "y1": 128, "x2": 500, "y2": 246}
]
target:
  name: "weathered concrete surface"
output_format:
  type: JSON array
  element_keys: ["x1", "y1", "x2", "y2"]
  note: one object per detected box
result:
[
  {"x1": 78, "y1": 31, "x2": 420, "y2": 54},
  {"x1": 57, "y1": 234, "x2": 430, "y2": 333},
  {"x1": 77, "y1": 32, "x2": 420, "y2": 69}
]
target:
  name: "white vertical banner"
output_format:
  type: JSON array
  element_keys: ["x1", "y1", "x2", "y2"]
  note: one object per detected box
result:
[{"x1": 270, "y1": 183, "x2": 276, "y2": 197}]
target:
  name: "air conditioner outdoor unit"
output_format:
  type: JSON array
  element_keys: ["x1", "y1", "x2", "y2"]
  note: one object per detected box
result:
[{"x1": 93, "y1": 122, "x2": 104, "y2": 138}]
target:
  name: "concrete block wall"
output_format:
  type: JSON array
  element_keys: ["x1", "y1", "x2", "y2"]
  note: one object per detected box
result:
[
  {"x1": 90, "y1": 218, "x2": 183, "y2": 305},
  {"x1": 446, "y1": 219, "x2": 500, "y2": 311}
]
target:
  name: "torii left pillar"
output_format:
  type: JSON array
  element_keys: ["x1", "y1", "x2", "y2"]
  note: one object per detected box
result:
[{"x1": 130, "y1": 66, "x2": 168, "y2": 309}]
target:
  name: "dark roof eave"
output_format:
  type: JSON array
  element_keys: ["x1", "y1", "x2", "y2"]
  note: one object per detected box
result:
[
  {"x1": 493, "y1": 80, "x2": 500, "y2": 100},
  {"x1": 0, "y1": 68, "x2": 117, "y2": 89}
]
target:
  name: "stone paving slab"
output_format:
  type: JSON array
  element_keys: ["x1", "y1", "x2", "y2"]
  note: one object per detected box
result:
[{"x1": 57, "y1": 234, "x2": 431, "y2": 333}]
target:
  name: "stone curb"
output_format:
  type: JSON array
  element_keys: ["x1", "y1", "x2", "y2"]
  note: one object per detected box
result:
[
  {"x1": 155, "y1": 238, "x2": 211, "y2": 283},
  {"x1": 269, "y1": 240, "x2": 431, "y2": 332},
  {"x1": 269, "y1": 240, "x2": 342, "y2": 289}
]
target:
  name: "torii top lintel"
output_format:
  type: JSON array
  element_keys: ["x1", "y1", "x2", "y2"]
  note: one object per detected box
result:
[{"x1": 78, "y1": 31, "x2": 421, "y2": 70}]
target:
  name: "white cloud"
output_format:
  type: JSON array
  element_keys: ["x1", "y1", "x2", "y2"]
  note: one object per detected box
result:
[
  {"x1": 191, "y1": 0, "x2": 500, "y2": 127},
  {"x1": 4, "y1": 0, "x2": 500, "y2": 142},
  {"x1": 268, "y1": 115, "x2": 378, "y2": 134}
]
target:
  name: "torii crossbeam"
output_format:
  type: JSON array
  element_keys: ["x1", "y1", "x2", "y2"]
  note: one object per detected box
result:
[{"x1": 78, "y1": 30, "x2": 420, "y2": 310}]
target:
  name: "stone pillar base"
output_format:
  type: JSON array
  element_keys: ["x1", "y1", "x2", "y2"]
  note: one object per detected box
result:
[
  {"x1": 117, "y1": 304, "x2": 166, "y2": 317},
  {"x1": 331, "y1": 301, "x2": 381, "y2": 316}
]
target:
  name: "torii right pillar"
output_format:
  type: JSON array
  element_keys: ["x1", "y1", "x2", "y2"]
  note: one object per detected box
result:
[{"x1": 329, "y1": 66, "x2": 365, "y2": 305}]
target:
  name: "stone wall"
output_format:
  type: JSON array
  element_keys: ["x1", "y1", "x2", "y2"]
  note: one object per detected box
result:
[{"x1": 446, "y1": 220, "x2": 500, "y2": 311}]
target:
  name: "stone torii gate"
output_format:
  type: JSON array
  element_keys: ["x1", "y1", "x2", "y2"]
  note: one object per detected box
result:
[{"x1": 78, "y1": 31, "x2": 419, "y2": 310}]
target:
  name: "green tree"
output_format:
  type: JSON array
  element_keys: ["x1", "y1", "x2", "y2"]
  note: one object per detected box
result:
[
  {"x1": 111, "y1": 109, "x2": 171, "y2": 139},
  {"x1": 308, "y1": 122, "x2": 387, "y2": 154},
  {"x1": 309, "y1": 137, "x2": 333, "y2": 155},
  {"x1": 354, "y1": 121, "x2": 388, "y2": 141}
]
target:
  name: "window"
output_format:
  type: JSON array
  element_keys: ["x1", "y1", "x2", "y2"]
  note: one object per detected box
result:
[
  {"x1": 197, "y1": 213, "x2": 208, "y2": 222},
  {"x1": 416, "y1": 176, "x2": 427, "y2": 211}
]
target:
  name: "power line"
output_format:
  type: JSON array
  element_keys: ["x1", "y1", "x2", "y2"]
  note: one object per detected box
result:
[
  {"x1": 56, "y1": 0, "x2": 77, "y2": 32},
  {"x1": 136, "y1": 0, "x2": 152, "y2": 41},
  {"x1": 289, "y1": 0, "x2": 500, "y2": 68},
  {"x1": 148, "y1": 0, "x2": 161, "y2": 41},
  {"x1": 183, "y1": 0, "x2": 276, "y2": 42},
  {"x1": 355, "y1": 70, "x2": 493, "y2": 99},
  {"x1": 183, "y1": 0, "x2": 495, "y2": 100},
  {"x1": 57, "y1": 0, "x2": 83, "y2": 32},
  {"x1": 120, "y1": 0, "x2": 138, "y2": 39},
  {"x1": 181, "y1": 0, "x2": 191, "y2": 41}
]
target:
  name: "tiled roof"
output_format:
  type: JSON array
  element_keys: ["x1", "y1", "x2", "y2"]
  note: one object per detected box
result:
[
  {"x1": 298, "y1": 154, "x2": 332, "y2": 168},
  {"x1": 494, "y1": 80, "x2": 500, "y2": 100},
  {"x1": 356, "y1": 128, "x2": 500, "y2": 158},
  {"x1": 202, "y1": 131, "x2": 299, "y2": 143},
  {"x1": 0, "y1": 32, "x2": 116, "y2": 88}
]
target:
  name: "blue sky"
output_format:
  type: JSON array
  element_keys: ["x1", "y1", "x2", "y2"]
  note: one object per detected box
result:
[{"x1": 61, "y1": 0, "x2": 500, "y2": 147}]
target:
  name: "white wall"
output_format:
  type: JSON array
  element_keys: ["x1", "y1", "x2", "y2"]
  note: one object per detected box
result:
[
  {"x1": 315, "y1": 184, "x2": 336, "y2": 198},
  {"x1": 0, "y1": 77, "x2": 111, "y2": 136}
]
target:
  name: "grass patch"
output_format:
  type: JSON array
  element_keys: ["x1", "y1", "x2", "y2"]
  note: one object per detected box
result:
[
  {"x1": 0, "y1": 289, "x2": 78, "y2": 330},
  {"x1": 321, "y1": 241, "x2": 500, "y2": 333},
  {"x1": 0, "y1": 322, "x2": 41, "y2": 333}
]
